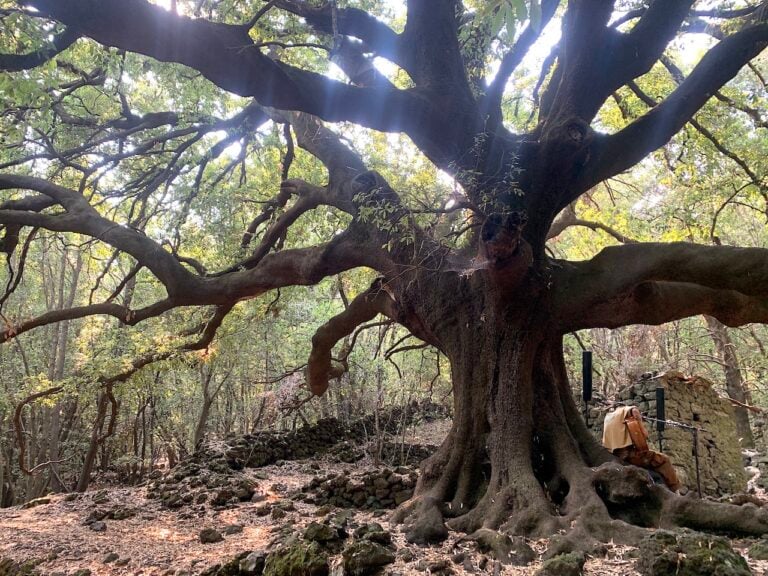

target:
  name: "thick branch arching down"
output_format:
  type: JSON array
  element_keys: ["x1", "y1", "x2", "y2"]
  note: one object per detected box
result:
[
  {"x1": 554, "y1": 242, "x2": 768, "y2": 331},
  {"x1": 307, "y1": 279, "x2": 400, "y2": 395}
]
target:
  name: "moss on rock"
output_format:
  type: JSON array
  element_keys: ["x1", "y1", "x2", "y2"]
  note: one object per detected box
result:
[
  {"x1": 636, "y1": 530, "x2": 751, "y2": 576},
  {"x1": 263, "y1": 540, "x2": 328, "y2": 576}
]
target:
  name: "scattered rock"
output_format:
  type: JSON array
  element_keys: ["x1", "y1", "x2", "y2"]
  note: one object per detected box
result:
[
  {"x1": 200, "y1": 554, "x2": 241, "y2": 576},
  {"x1": 426, "y1": 559, "x2": 454, "y2": 575},
  {"x1": 82, "y1": 509, "x2": 108, "y2": 525},
  {"x1": 262, "y1": 540, "x2": 328, "y2": 576},
  {"x1": 0, "y1": 556, "x2": 45, "y2": 575},
  {"x1": 89, "y1": 521, "x2": 107, "y2": 532},
  {"x1": 103, "y1": 552, "x2": 119, "y2": 564},
  {"x1": 636, "y1": 530, "x2": 750, "y2": 576},
  {"x1": 199, "y1": 528, "x2": 224, "y2": 544},
  {"x1": 398, "y1": 548, "x2": 414, "y2": 563},
  {"x1": 92, "y1": 491, "x2": 109, "y2": 504},
  {"x1": 107, "y1": 506, "x2": 136, "y2": 520},
  {"x1": 342, "y1": 540, "x2": 396, "y2": 575},
  {"x1": 353, "y1": 523, "x2": 391, "y2": 545},
  {"x1": 748, "y1": 539, "x2": 768, "y2": 560},
  {"x1": 223, "y1": 524, "x2": 244, "y2": 535},
  {"x1": 535, "y1": 552, "x2": 586, "y2": 576},
  {"x1": 21, "y1": 497, "x2": 51, "y2": 509}
]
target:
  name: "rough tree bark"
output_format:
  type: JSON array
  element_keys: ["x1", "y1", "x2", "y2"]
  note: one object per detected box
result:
[
  {"x1": 4, "y1": 0, "x2": 768, "y2": 546},
  {"x1": 704, "y1": 316, "x2": 755, "y2": 448}
]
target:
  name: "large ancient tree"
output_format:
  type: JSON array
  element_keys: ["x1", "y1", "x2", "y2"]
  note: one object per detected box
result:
[{"x1": 3, "y1": 0, "x2": 768, "y2": 546}]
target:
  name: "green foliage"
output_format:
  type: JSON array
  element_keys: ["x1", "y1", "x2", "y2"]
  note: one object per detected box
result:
[{"x1": 469, "y1": 0, "x2": 542, "y2": 37}]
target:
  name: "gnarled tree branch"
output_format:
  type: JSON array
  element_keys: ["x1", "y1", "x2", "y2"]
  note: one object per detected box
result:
[
  {"x1": 553, "y1": 242, "x2": 768, "y2": 331},
  {"x1": 307, "y1": 278, "x2": 401, "y2": 395},
  {"x1": 0, "y1": 27, "x2": 79, "y2": 71},
  {"x1": 27, "y1": 0, "x2": 431, "y2": 135},
  {"x1": 581, "y1": 22, "x2": 768, "y2": 193}
]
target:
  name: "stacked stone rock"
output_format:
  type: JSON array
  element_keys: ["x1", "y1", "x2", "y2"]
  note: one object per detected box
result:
[
  {"x1": 198, "y1": 400, "x2": 447, "y2": 471},
  {"x1": 746, "y1": 415, "x2": 768, "y2": 488},
  {"x1": 303, "y1": 466, "x2": 418, "y2": 509},
  {"x1": 580, "y1": 371, "x2": 746, "y2": 496},
  {"x1": 374, "y1": 442, "x2": 435, "y2": 466},
  {"x1": 146, "y1": 462, "x2": 258, "y2": 509},
  {"x1": 221, "y1": 417, "x2": 349, "y2": 469},
  {"x1": 147, "y1": 402, "x2": 445, "y2": 508}
]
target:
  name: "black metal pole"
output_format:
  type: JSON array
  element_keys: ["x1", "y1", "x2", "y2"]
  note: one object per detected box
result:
[
  {"x1": 582, "y1": 351, "x2": 592, "y2": 428},
  {"x1": 693, "y1": 427, "x2": 702, "y2": 498},
  {"x1": 655, "y1": 387, "x2": 665, "y2": 452}
]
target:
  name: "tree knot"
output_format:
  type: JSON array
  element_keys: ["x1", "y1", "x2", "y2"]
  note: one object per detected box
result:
[{"x1": 480, "y1": 212, "x2": 528, "y2": 263}]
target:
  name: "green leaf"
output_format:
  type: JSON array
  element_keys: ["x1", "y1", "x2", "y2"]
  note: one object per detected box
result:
[{"x1": 510, "y1": 0, "x2": 527, "y2": 20}]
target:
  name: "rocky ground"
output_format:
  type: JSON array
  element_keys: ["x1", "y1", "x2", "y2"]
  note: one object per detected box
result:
[{"x1": 3, "y1": 416, "x2": 768, "y2": 575}]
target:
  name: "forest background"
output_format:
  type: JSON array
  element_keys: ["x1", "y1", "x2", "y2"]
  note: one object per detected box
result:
[{"x1": 0, "y1": 0, "x2": 767, "y2": 508}]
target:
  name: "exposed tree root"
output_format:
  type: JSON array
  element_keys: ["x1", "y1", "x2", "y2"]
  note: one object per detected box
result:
[
  {"x1": 394, "y1": 456, "x2": 768, "y2": 556},
  {"x1": 392, "y1": 333, "x2": 768, "y2": 550}
]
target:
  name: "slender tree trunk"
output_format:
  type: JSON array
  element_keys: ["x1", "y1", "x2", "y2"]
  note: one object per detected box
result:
[
  {"x1": 704, "y1": 316, "x2": 754, "y2": 448},
  {"x1": 194, "y1": 368, "x2": 215, "y2": 447},
  {"x1": 76, "y1": 392, "x2": 109, "y2": 492}
]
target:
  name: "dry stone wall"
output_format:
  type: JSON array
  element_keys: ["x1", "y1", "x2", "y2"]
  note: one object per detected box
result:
[
  {"x1": 581, "y1": 371, "x2": 746, "y2": 496},
  {"x1": 147, "y1": 401, "x2": 445, "y2": 508},
  {"x1": 746, "y1": 416, "x2": 768, "y2": 489}
]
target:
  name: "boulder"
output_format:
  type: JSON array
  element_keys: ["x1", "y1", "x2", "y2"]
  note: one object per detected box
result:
[
  {"x1": 342, "y1": 541, "x2": 395, "y2": 575},
  {"x1": 199, "y1": 528, "x2": 224, "y2": 544},
  {"x1": 535, "y1": 552, "x2": 586, "y2": 576},
  {"x1": 636, "y1": 530, "x2": 751, "y2": 576},
  {"x1": 303, "y1": 522, "x2": 340, "y2": 544},
  {"x1": 262, "y1": 540, "x2": 329, "y2": 576}
]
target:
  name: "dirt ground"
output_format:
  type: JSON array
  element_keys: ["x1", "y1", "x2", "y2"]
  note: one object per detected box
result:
[{"x1": 2, "y1": 420, "x2": 768, "y2": 575}]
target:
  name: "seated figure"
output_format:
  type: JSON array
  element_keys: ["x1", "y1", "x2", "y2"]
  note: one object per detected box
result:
[{"x1": 602, "y1": 405, "x2": 681, "y2": 492}]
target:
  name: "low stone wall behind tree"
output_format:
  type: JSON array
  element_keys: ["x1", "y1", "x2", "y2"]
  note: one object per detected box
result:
[
  {"x1": 746, "y1": 415, "x2": 768, "y2": 488},
  {"x1": 580, "y1": 371, "x2": 746, "y2": 496}
]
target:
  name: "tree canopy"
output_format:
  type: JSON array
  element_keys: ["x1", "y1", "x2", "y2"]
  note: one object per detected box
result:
[{"x1": 3, "y1": 0, "x2": 768, "y2": 545}]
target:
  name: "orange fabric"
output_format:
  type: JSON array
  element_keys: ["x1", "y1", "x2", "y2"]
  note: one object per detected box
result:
[
  {"x1": 614, "y1": 445, "x2": 681, "y2": 492},
  {"x1": 602, "y1": 405, "x2": 680, "y2": 492},
  {"x1": 625, "y1": 415, "x2": 650, "y2": 452}
]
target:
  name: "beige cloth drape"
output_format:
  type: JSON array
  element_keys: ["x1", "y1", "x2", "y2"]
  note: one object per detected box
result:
[{"x1": 602, "y1": 405, "x2": 634, "y2": 451}]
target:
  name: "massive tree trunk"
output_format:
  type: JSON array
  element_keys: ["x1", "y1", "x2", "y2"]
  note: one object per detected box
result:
[
  {"x1": 393, "y1": 289, "x2": 768, "y2": 545},
  {"x1": 386, "y1": 217, "x2": 768, "y2": 545}
]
